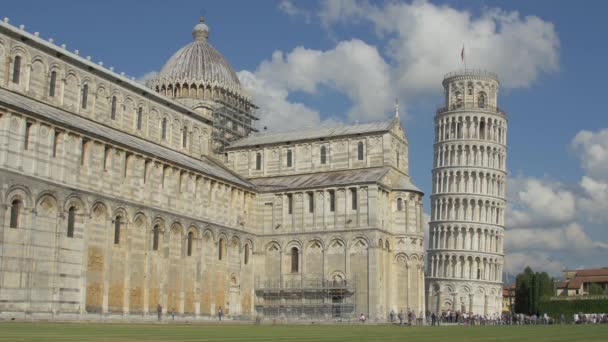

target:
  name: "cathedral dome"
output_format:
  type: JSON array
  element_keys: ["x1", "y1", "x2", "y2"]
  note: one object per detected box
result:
[{"x1": 147, "y1": 17, "x2": 245, "y2": 98}]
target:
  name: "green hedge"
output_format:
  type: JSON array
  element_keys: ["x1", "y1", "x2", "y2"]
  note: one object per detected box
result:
[{"x1": 539, "y1": 298, "x2": 608, "y2": 321}]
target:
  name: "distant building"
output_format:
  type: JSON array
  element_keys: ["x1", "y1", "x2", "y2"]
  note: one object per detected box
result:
[
  {"x1": 502, "y1": 284, "x2": 515, "y2": 313},
  {"x1": 555, "y1": 268, "x2": 608, "y2": 296}
]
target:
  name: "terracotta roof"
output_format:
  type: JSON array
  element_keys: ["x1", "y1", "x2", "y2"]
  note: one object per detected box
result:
[
  {"x1": 567, "y1": 278, "x2": 583, "y2": 289},
  {"x1": 574, "y1": 268, "x2": 608, "y2": 277},
  {"x1": 502, "y1": 284, "x2": 515, "y2": 297}
]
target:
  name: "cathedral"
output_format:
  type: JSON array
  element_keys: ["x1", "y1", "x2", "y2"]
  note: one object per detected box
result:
[{"x1": 0, "y1": 17, "x2": 427, "y2": 321}]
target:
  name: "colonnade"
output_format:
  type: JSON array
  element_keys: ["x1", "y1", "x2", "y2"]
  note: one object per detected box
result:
[
  {"x1": 434, "y1": 143, "x2": 505, "y2": 170},
  {"x1": 433, "y1": 170, "x2": 505, "y2": 197},
  {"x1": 435, "y1": 114, "x2": 506, "y2": 144},
  {"x1": 431, "y1": 196, "x2": 504, "y2": 225},
  {"x1": 429, "y1": 254, "x2": 502, "y2": 282},
  {"x1": 429, "y1": 225, "x2": 503, "y2": 254}
]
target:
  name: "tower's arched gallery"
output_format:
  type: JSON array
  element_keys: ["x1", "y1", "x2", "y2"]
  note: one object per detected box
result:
[{"x1": 0, "y1": 16, "x2": 505, "y2": 321}]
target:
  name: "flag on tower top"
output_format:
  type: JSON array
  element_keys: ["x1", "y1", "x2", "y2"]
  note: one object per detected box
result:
[{"x1": 461, "y1": 44, "x2": 464, "y2": 62}]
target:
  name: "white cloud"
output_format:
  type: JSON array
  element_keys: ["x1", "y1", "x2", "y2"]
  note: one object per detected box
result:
[
  {"x1": 319, "y1": 0, "x2": 560, "y2": 91},
  {"x1": 572, "y1": 128, "x2": 608, "y2": 222},
  {"x1": 260, "y1": 0, "x2": 560, "y2": 131},
  {"x1": 507, "y1": 177, "x2": 576, "y2": 228},
  {"x1": 241, "y1": 39, "x2": 393, "y2": 129},
  {"x1": 237, "y1": 70, "x2": 322, "y2": 131},
  {"x1": 572, "y1": 128, "x2": 608, "y2": 181},
  {"x1": 278, "y1": 0, "x2": 312, "y2": 23},
  {"x1": 505, "y1": 251, "x2": 563, "y2": 275},
  {"x1": 136, "y1": 71, "x2": 158, "y2": 85},
  {"x1": 504, "y1": 128, "x2": 608, "y2": 275}
]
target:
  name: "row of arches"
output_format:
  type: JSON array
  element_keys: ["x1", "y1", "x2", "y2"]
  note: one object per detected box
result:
[
  {"x1": 429, "y1": 254, "x2": 503, "y2": 283},
  {"x1": 434, "y1": 143, "x2": 505, "y2": 170},
  {"x1": 429, "y1": 225, "x2": 503, "y2": 254},
  {"x1": 0, "y1": 39, "x2": 211, "y2": 159},
  {"x1": 427, "y1": 281, "x2": 502, "y2": 315},
  {"x1": 4, "y1": 188, "x2": 254, "y2": 263},
  {"x1": 9, "y1": 114, "x2": 252, "y2": 230},
  {"x1": 433, "y1": 170, "x2": 505, "y2": 198},
  {"x1": 153, "y1": 82, "x2": 251, "y2": 112},
  {"x1": 431, "y1": 197, "x2": 504, "y2": 226},
  {"x1": 435, "y1": 114, "x2": 506, "y2": 144},
  {"x1": 2, "y1": 183, "x2": 256, "y2": 316}
]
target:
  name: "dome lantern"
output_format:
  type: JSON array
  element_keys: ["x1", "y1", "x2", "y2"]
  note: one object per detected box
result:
[{"x1": 192, "y1": 17, "x2": 209, "y2": 42}]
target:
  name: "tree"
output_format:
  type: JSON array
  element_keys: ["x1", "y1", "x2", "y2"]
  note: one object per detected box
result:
[
  {"x1": 588, "y1": 283, "x2": 605, "y2": 295},
  {"x1": 514, "y1": 267, "x2": 555, "y2": 314}
]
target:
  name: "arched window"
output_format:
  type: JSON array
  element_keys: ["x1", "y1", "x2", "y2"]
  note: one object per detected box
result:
[
  {"x1": 357, "y1": 142, "x2": 364, "y2": 161},
  {"x1": 24, "y1": 122, "x2": 32, "y2": 150},
  {"x1": 455, "y1": 91, "x2": 463, "y2": 108},
  {"x1": 12, "y1": 56, "x2": 21, "y2": 84},
  {"x1": 320, "y1": 146, "x2": 327, "y2": 164},
  {"x1": 161, "y1": 118, "x2": 168, "y2": 140},
  {"x1": 351, "y1": 188, "x2": 357, "y2": 210},
  {"x1": 182, "y1": 127, "x2": 188, "y2": 148},
  {"x1": 81, "y1": 84, "x2": 89, "y2": 109},
  {"x1": 255, "y1": 152, "x2": 262, "y2": 170},
  {"x1": 467, "y1": 84, "x2": 473, "y2": 95},
  {"x1": 478, "y1": 92, "x2": 486, "y2": 108},
  {"x1": 244, "y1": 244, "x2": 250, "y2": 265},
  {"x1": 329, "y1": 191, "x2": 335, "y2": 212},
  {"x1": 290, "y1": 247, "x2": 299, "y2": 273},
  {"x1": 308, "y1": 192, "x2": 314, "y2": 213},
  {"x1": 218, "y1": 237, "x2": 225, "y2": 260},
  {"x1": 397, "y1": 198, "x2": 403, "y2": 211},
  {"x1": 67, "y1": 206, "x2": 76, "y2": 238},
  {"x1": 114, "y1": 216, "x2": 121, "y2": 245},
  {"x1": 187, "y1": 232, "x2": 193, "y2": 256},
  {"x1": 110, "y1": 96, "x2": 117, "y2": 120},
  {"x1": 49, "y1": 71, "x2": 57, "y2": 97},
  {"x1": 137, "y1": 107, "x2": 143, "y2": 130},
  {"x1": 286, "y1": 149, "x2": 293, "y2": 167},
  {"x1": 9, "y1": 199, "x2": 21, "y2": 228},
  {"x1": 152, "y1": 225, "x2": 160, "y2": 251}
]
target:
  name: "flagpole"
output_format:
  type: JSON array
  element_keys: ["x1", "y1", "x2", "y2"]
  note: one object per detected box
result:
[{"x1": 463, "y1": 43, "x2": 467, "y2": 71}]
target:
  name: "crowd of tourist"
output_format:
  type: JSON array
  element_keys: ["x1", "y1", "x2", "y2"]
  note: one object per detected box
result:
[{"x1": 385, "y1": 310, "x2": 608, "y2": 325}]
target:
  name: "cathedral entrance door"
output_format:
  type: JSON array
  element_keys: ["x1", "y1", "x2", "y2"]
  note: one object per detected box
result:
[
  {"x1": 229, "y1": 286, "x2": 240, "y2": 316},
  {"x1": 332, "y1": 296, "x2": 342, "y2": 318}
]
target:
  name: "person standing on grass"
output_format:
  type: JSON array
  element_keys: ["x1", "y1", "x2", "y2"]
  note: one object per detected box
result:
[
  {"x1": 398, "y1": 310, "x2": 403, "y2": 326},
  {"x1": 171, "y1": 308, "x2": 175, "y2": 320},
  {"x1": 157, "y1": 304, "x2": 162, "y2": 321},
  {"x1": 390, "y1": 310, "x2": 395, "y2": 323},
  {"x1": 218, "y1": 306, "x2": 223, "y2": 321}
]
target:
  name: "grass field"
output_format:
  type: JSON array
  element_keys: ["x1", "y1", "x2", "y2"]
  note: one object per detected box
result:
[{"x1": 0, "y1": 323, "x2": 606, "y2": 342}]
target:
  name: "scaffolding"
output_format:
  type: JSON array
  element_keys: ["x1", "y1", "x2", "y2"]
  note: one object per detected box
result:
[
  {"x1": 254, "y1": 276, "x2": 357, "y2": 321},
  {"x1": 212, "y1": 98, "x2": 258, "y2": 151}
]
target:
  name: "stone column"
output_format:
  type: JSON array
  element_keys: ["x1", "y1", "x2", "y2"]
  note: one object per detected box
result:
[
  {"x1": 484, "y1": 294, "x2": 489, "y2": 316},
  {"x1": 436, "y1": 289, "x2": 442, "y2": 314},
  {"x1": 469, "y1": 294, "x2": 474, "y2": 314},
  {"x1": 367, "y1": 244, "x2": 381, "y2": 320}
]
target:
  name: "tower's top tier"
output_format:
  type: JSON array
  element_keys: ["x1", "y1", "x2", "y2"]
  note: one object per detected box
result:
[{"x1": 440, "y1": 69, "x2": 501, "y2": 114}]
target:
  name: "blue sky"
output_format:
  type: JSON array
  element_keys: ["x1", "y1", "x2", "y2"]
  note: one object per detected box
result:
[{"x1": 4, "y1": 0, "x2": 608, "y2": 275}]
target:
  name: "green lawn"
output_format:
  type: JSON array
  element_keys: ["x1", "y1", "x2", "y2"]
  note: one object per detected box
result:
[{"x1": 0, "y1": 323, "x2": 606, "y2": 342}]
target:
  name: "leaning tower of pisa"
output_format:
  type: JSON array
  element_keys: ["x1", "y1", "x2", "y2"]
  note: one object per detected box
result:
[{"x1": 426, "y1": 70, "x2": 507, "y2": 316}]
